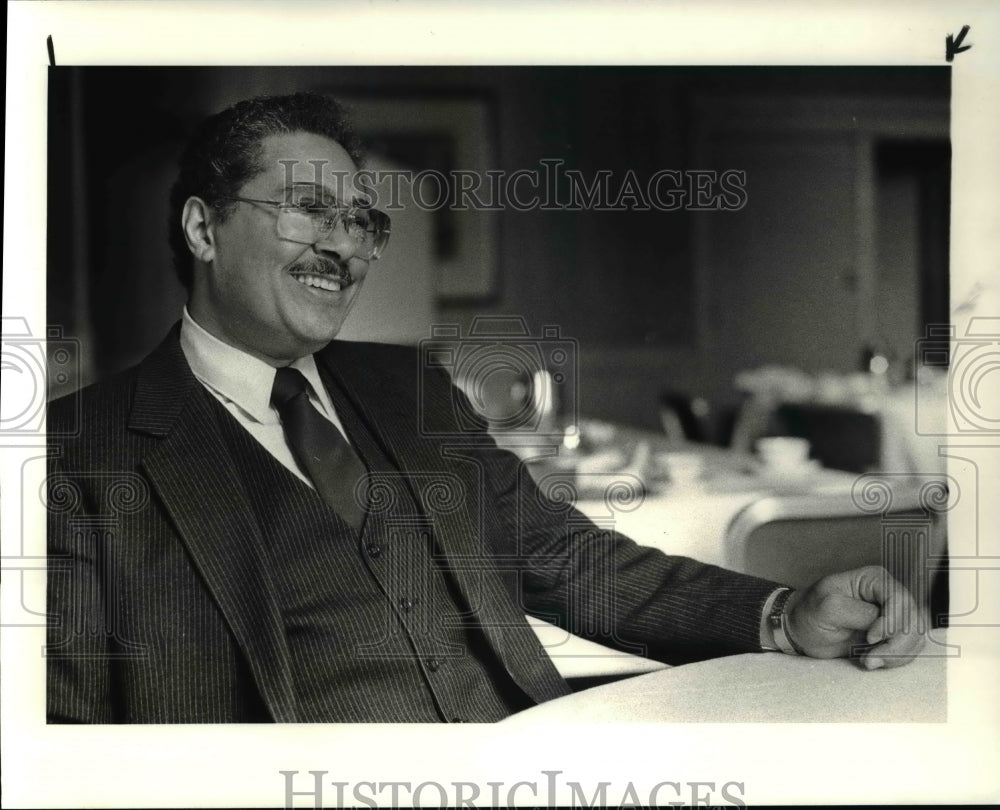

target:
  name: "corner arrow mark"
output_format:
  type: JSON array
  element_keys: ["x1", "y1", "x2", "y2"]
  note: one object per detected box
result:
[{"x1": 946, "y1": 25, "x2": 972, "y2": 62}]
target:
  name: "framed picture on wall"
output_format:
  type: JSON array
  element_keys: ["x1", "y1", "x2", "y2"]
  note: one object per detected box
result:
[{"x1": 334, "y1": 92, "x2": 500, "y2": 304}]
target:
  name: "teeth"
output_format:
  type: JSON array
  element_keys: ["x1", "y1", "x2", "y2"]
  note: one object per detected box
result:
[{"x1": 293, "y1": 274, "x2": 342, "y2": 292}]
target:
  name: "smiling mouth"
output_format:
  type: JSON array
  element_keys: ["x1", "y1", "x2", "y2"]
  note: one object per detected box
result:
[{"x1": 289, "y1": 268, "x2": 353, "y2": 292}]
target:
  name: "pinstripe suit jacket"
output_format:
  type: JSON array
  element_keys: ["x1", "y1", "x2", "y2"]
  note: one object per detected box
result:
[{"x1": 46, "y1": 325, "x2": 779, "y2": 723}]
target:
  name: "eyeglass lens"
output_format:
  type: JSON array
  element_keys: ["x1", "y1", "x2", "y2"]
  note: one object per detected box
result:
[{"x1": 277, "y1": 206, "x2": 390, "y2": 259}]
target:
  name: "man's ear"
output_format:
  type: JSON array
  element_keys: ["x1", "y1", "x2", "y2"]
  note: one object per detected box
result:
[{"x1": 181, "y1": 197, "x2": 217, "y2": 266}]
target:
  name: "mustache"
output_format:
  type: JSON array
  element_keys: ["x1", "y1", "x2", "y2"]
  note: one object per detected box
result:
[{"x1": 288, "y1": 258, "x2": 353, "y2": 287}]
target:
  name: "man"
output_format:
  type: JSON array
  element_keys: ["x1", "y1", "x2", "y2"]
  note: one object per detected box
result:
[{"x1": 47, "y1": 92, "x2": 924, "y2": 724}]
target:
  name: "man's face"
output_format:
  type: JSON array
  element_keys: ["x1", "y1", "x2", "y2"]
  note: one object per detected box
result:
[{"x1": 190, "y1": 131, "x2": 371, "y2": 365}]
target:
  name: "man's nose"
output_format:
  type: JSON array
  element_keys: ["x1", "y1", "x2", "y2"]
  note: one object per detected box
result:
[{"x1": 312, "y1": 220, "x2": 358, "y2": 262}]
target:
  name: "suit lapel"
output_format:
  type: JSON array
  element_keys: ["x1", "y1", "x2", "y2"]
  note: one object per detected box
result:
[{"x1": 129, "y1": 327, "x2": 297, "y2": 722}]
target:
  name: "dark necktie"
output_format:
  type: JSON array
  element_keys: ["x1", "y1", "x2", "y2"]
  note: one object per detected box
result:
[{"x1": 270, "y1": 366, "x2": 368, "y2": 530}]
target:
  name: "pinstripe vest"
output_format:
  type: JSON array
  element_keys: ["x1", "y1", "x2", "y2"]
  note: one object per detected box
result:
[{"x1": 210, "y1": 380, "x2": 534, "y2": 722}]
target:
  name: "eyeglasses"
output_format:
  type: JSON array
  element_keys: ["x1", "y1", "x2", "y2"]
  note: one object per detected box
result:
[{"x1": 220, "y1": 196, "x2": 391, "y2": 261}]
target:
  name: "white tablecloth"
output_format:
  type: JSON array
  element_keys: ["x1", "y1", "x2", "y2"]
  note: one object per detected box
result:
[{"x1": 505, "y1": 631, "x2": 950, "y2": 723}]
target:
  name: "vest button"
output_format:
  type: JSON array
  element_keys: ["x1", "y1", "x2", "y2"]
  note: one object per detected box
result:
[
  {"x1": 427, "y1": 657, "x2": 442, "y2": 672},
  {"x1": 366, "y1": 544, "x2": 382, "y2": 558},
  {"x1": 399, "y1": 597, "x2": 414, "y2": 613},
  {"x1": 451, "y1": 717, "x2": 465, "y2": 723}
]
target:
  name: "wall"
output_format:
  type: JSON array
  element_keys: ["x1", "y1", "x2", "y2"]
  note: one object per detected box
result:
[{"x1": 48, "y1": 67, "x2": 949, "y2": 430}]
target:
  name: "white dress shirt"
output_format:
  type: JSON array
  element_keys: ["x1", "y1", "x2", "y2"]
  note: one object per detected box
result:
[{"x1": 179, "y1": 306, "x2": 349, "y2": 488}]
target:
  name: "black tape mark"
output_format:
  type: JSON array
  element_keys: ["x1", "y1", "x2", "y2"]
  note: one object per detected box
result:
[{"x1": 946, "y1": 25, "x2": 972, "y2": 62}]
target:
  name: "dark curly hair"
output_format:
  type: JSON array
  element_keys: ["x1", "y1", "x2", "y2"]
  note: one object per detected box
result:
[{"x1": 168, "y1": 92, "x2": 364, "y2": 291}]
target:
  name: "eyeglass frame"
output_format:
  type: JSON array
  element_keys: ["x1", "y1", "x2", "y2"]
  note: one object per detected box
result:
[{"x1": 217, "y1": 195, "x2": 391, "y2": 261}]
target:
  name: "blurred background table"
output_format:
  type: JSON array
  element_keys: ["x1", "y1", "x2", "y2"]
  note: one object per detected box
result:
[
  {"x1": 729, "y1": 366, "x2": 949, "y2": 477},
  {"x1": 500, "y1": 421, "x2": 861, "y2": 568},
  {"x1": 573, "y1": 447, "x2": 858, "y2": 568}
]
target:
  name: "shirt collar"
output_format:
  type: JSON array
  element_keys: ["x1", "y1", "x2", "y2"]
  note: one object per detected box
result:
[{"x1": 180, "y1": 307, "x2": 332, "y2": 425}]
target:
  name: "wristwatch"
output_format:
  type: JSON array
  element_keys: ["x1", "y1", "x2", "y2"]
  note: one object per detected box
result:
[{"x1": 765, "y1": 587, "x2": 804, "y2": 655}]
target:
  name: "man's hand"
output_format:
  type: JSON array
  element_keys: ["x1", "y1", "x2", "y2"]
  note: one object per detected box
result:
[{"x1": 785, "y1": 566, "x2": 926, "y2": 670}]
